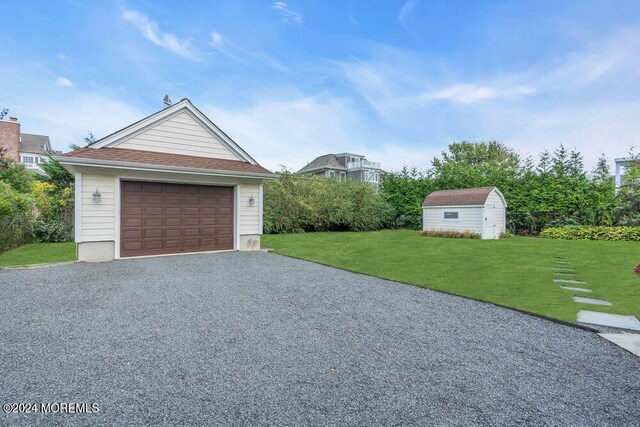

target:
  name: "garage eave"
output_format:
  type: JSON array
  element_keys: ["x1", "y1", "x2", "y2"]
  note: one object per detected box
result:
[{"x1": 53, "y1": 156, "x2": 278, "y2": 180}]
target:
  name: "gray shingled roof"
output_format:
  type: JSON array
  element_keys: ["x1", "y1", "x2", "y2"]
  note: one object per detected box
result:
[
  {"x1": 423, "y1": 187, "x2": 498, "y2": 207},
  {"x1": 298, "y1": 154, "x2": 347, "y2": 173},
  {"x1": 20, "y1": 133, "x2": 51, "y2": 155}
]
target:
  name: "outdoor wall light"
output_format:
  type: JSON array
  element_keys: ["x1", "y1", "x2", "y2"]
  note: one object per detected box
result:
[
  {"x1": 249, "y1": 194, "x2": 256, "y2": 205},
  {"x1": 93, "y1": 188, "x2": 101, "y2": 203}
]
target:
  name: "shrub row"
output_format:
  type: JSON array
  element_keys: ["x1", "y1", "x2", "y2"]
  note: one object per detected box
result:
[
  {"x1": 263, "y1": 173, "x2": 395, "y2": 233},
  {"x1": 420, "y1": 230, "x2": 481, "y2": 239},
  {"x1": 540, "y1": 226, "x2": 640, "y2": 241}
]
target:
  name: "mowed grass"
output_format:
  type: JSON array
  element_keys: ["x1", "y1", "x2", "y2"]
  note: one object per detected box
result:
[
  {"x1": 263, "y1": 230, "x2": 640, "y2": 322},
  {"x1": 0, "y1": 242, "x2": 76, "y2": 268}
]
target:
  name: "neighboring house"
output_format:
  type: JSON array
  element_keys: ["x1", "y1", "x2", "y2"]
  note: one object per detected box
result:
[
  {"x1": 615, "y1": 156, "x2": 638, "y2": 191},
  {"x1": 422, "y1": 186, "x2": 507, "y2": 240},
  {"x1": 55, "y1": 98, "x2": 276, "y2": 262},
  {"x1": 0, "y1": 117, "x2": 60, "y2": 174},
  {"x1": 298, "y1": 152, "x2": 384, "y2": 185}
]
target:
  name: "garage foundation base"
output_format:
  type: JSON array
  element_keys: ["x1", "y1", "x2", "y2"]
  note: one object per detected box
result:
[
  {"x1": 239, "y1": 235, "x2": 261, "y2": 251},
  {"x1": 77, "y1": 241, "x2": 116, "y2": 262}
]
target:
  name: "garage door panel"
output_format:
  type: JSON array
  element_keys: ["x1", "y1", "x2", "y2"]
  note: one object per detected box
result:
[
  {"x1": 123, "y1": 230, "x2": 143, "y2": 239},
  {"x1": 145, "y1": 183, "x2": 164, "y2": 193},
  {"x1": 165, "y1": 229, "x2": 182, "y2": 237},
  {"x1": 146, "y1": 218, "x2": 163, "y2": 227},
  {"x1": 145, "y1": 229, "x2": 163, "y2": 238},
  {"x1": 123, "y1": 218, "x2": 143, "y2": 227},
  {"x1": 165, "y1": 218, "x2": 182, "y2": 226},
  {"x1": 121, "y1": 181, "x2": 234, "y2": 257},
  {"x1": 146, "y1": 207, "x2": 163, "y2": 215},
  {"x1": 165, "y1": 207, "x2": 182, "y2": 215},
  {"x1": 184, "y1": 218, "x2": 200, "y2": 226},
  {"x1": 146, "y1": 195, "x2": 163, "y2": 204},
  {"x1": 144, "y1": 241, "x2": 163, "y2": 250}
]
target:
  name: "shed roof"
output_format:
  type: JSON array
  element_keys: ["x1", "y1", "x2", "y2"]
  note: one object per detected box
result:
[
  {"x1": 298, "y1": 154, "x2": 347, "y2": 173},
  {"x1": 423, "y1": 186, "x2": 498, "y2": 207}
]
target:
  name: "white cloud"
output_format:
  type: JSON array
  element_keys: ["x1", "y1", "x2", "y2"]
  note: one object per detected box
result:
[
  {"x1": 203, "y1": 93, "x2": 369, "y2": 171},
  {"x1": 121, "y1": 9, "x2": 195, "y2": 59},
  {"x1": 14, "y1": 94, "x2": 145, "y2": 152},
  {"x1": 422, "y1": 84, "x2": 536, "y2": 104},
  {"x1": 271, "y1": 2, "x2": 303, "y2": 24},
  {"x1": 56, "y1": 77, "x2": 73, "y2": 87},
  {"x1": 208, "y1": 30, "x2": 289, "y2": 71},
  {"x1": 398, "y1": 0, "x2": 419, "y2": 33}
]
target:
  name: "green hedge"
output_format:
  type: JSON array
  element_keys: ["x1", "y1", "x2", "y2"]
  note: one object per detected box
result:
[
  {"x1": 421, "y1": 230, "x2": 481, "y2": 239},
  {"x1": 264, "y1": 173, "x2": 395, "y2": 233},
  {"x1": 540, "y1": 226, "x2": 640, "y2": 241}
]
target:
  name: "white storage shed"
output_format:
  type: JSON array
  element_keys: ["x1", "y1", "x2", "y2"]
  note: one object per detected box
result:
[{"x1": 422, "y1": 187, "x2": 507, "y2": 240}]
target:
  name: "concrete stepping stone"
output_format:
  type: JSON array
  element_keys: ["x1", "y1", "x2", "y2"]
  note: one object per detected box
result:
[
  {"x1": 554, "y1": 271, "x2": 577, "y2": 275},
  {"x1": 577, "y1": 311, "x2": 640, "y2": 331},
  {"x1": 554, "y1": 279, "x2": 586, "y2": 284},
  {"x1": 598, "y1": 333, "x2": 640, "y2": 357},
  {"x1": 573, "y1": 296, "x2": 612, "y2": 306},
  {"x1": 560, "y1": 286, "x2": 592, "y2": 293},
  {"x1": 554, "y1": 267, "x2": 576, "y2": 272}
]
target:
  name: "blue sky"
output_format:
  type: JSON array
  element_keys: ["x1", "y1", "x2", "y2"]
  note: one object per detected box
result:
[{"x1": 1, "y1": 0, "x2": 639, "y2": 171}]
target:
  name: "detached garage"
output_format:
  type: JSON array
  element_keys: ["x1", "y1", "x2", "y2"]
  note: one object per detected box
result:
[
  {"x1": 422, "y1": 187, "x2": 507, "y2": 240},
  {"x1": 56, "y1": 98, "x2": 275, "y2": 261}
]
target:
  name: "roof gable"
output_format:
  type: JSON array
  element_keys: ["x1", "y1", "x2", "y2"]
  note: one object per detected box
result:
[
  {"x1": 423, "y1": 187, "x2": 503, "y2": 207},
  {"x1": 90, "y1": 99, "x2": 256, "y2": 164},
  {"x1": 20, "y1": 133, "x2": 51, "y2": 154}
]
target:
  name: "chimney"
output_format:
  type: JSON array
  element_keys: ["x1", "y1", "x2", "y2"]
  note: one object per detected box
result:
[{"x1": 0, "y1": 117, "x2": 20, "y2": 161}]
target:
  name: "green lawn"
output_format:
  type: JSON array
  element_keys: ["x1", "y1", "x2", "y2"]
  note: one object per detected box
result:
[
  {"x1": 0, "y1": 242, "x2": 76, "y2": 268},
  {"x1": 263, "y1": 230, "x2": 640, "y2": 322}
]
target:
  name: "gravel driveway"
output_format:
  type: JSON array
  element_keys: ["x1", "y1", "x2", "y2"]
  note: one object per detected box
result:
[{"x1": 1, "y1": 252, "x2": 638, "y2": 426}]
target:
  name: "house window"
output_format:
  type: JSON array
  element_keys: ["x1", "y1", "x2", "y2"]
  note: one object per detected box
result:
[
  {"x1": 328, "y1": 170, "x2": 336, "y2": 178},
  {"x1": 340, "y1": 172, "x2": 346, "y2": 180},
  {"x1": 22, "y1": 156, "x2": 34, "y2": 167},
  {"x1": 443, "y1": 211, "x2": 459, "y2": 220}
]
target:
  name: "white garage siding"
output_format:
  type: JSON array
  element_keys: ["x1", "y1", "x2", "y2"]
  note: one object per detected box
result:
[
  {"x1": 114, "y1": 111, "x2": 244, "y2": 161},
  {"x1": 81, "y1": 173, "x2": 116, "y2": 242},
  {"x1": 422, "y1": 206, "x2": 483, "y2": 234},
  {"x1": 239, "y1": 183, "x2": 261, "y2": 235}
]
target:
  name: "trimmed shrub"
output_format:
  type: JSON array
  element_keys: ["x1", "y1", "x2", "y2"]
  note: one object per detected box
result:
[
  {"x1": 540, "y1": 226, "x2": 640, "y2": 241},
  {"x1": 264, "y1": 173, "x2": 395, "y2": 233},
  {"x1": 29, "y1": 218, "x2": 73, "y2": 243},
  {"x1": 421, "y1": 230, "x2": 481, "y2": 239}
]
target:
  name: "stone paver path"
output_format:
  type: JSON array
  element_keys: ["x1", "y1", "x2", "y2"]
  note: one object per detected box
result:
[{"x1": 573, "y1": 296, "x2": 613, "y2": 306}]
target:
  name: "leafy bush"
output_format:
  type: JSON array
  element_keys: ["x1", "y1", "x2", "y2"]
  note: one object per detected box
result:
[
  {"x1": 264, "y1": 173, "x2": 395, "y2": 233},
  {"x1": 29, "y1": 218, "x2": 72, "y2": 243},
  {"x1": 31, "y1": 181, "x2": 74, "y2": 221},
  {"x1": 0, "y1": 181, "x2": 33, "y2": 252},
  {"x1": 540, "y1": 226, "x2": 640, "y2": 241},
  {"x1": 499, "y1": 231, "x2": 512, "y2": 239},
  {"x1": 421, "y1": 230, "x2": 481, "y2": 239}
]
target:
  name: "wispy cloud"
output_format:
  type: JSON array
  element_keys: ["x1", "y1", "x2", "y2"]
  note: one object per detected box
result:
[
  {"x1": 422, "y1": 84, "x2": 536, "y2": 104},
  {"x1": 56, "y1": 77, "x2": 73, "y2": 87},
  {"x1": 271, "y1": 2, "x2": 303, "y2": 24},
  {"x1": 121, "y1": 9, "x2": 195, "y2": 59},
  {"x1": 398, "y1": 0, "x2": 419, "y2": 33},
  {"x1": 208, "y1": 31, "x2": 289, "y2": 72}
]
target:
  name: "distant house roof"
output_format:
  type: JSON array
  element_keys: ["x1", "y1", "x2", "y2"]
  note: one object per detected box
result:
[
  {"x1": 423, "y1": 187, "x2": 499, "y2": 207},
  {"x1": 299, "y1": 154, "x2": 347, "y2": 173},
  {"x1": 58, "y1": 147, "x2": 275, "y2": 177},
  {"x1": 20, "y1": 133, "x2": 51, "y2": 155}
]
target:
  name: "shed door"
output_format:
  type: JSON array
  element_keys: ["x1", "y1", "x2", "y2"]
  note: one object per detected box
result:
[
  {"x1": 120, "y1": 181, "x2": 234, "y2": 257},
  {"x1": 485, "y1": 205, "x2": 496, "y2": 230}
]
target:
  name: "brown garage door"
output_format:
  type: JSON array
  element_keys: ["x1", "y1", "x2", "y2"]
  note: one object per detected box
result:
[{"x1": 120, "y1": 181, "x2": 234, "y2": 257}]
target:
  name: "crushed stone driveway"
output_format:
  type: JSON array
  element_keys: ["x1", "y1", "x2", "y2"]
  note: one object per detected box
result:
[{"x1": 1, "y1": 252, "x2": 639, "y2": 426}]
